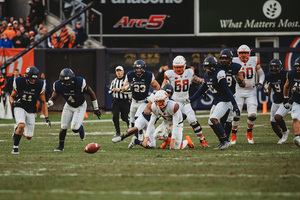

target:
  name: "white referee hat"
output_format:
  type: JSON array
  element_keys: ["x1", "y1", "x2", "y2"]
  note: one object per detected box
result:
[{"x1": 115, "y1": 66, "x2": 124, "y2": 71}]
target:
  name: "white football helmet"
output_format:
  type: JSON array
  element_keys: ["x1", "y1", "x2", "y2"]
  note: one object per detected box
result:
[
  {"x1": 154, "y1": 90, "x2": 169, "y2": 109},
  {"x1": 172, "y1": 55, "x2": 186, "y2": 75},
  {"x1": 237, "y1": 44, "x2": 251, "y2": 63}
]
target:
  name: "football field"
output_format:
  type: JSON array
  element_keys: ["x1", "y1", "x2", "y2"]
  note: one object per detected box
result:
[{"x1": 0, "y1": 111, "x2": 299, "y2": 200}]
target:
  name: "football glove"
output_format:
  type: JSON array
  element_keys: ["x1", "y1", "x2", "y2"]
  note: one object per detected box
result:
[
  {"x1": 263, "y1": 82, "x2": 270, "y2": 94},
  {"x1": 12, "y1": 99, "x2": 21, "y2": 107},
  {"x1": 236, "y1": 77, "x2": 244, "y2": 87},
  {"x1": 233, "y1": 104, "x2": 240, "y2": 117},
  {"x1": 255, "y1": 83, "x2": 263, "y2": 91},
  {"x1": 45, "y1": 117, "x2": 51, "y2": 128},
  {"x1": 46, "y1": 100, "x2": 54, "y2": 108},
  {"x1": 94, "y1": 109, "x2": 102, "y2": 119},
  {"x1": 283, "y1": 97, "x2": 291, "y2": 110}
]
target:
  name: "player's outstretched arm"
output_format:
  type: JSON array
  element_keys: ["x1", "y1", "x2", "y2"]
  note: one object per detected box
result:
[
  {"x1": 47, "y1": 91, "x2": 59, "y2": 107},
  {"x1": 40, "y1": 91, "x2": 51, "y2": 128},
  {"x1": 192, "y1": 75, "x2": 204, "y2": 84},
  {"x1": 85, "y1": 86, "x2": 101, "y2": 119},
  {"x1": 150, "y1": 79, "x2": 160, "y2": 91}
]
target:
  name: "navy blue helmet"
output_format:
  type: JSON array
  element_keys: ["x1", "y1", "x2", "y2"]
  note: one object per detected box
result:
[
  {"x1": 133, "y1": 60, "x2": 146, "y2": 75},
  {"x1": 59, "y1": 68, "x2": 75, "y2": 86},
  {"x1": 203, "y1": 56, "x2": 218, "y2": 75},
  {"x1": 25, "y1": 66, "x2": 39, "y2": 84},
  {"x1": 269, "y1": 59, "x2": 283, "y2": 74},
  {"x1": 161, "y1": 83, "x2": 174, "y2": 98},
  {"x1": 219, "y1": 49, "x2": 233, "y2": 67}
]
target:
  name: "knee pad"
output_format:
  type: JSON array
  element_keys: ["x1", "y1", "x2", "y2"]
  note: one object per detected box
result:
[
  {"x1": 190, "y1": 121, "x2": 202, "y2": 134},
  {"x1": 247, "y1": 113, "x2": 257, "y2": 124}
]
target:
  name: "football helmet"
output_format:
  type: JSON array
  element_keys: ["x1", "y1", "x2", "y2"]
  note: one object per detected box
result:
[
  {"x1": 25, "y1": 66, "x2": 39, "y2": 85},
  {"x1": 294, "y1": 57, "x2": 300, "y2": 73},
  {"x1": 161, "y1": 83, "x2": 174, "y2": 98},
  {"x1": 219, "y1": 49, "x2": 233, "y2": 67},
  {"x1": 133, "y1": 60, "x2": 146, "y2": 76},
  {"x1": 237, "y1": 44, "x2": 251, "y2": 63},
  {"x1": 154, "y1": 90, "x2": 169, "y2": 109},
  {"x1": 269, "y1": 59, "x2": 283, "y2": 74},
  {"x1": 172, "y1": 55, "x2": 186, "y2": 75},
  {"x1": 59, "y1": 68, "x2": 75, "y2": 86},
  {"x1": 203, "y1": 56, "x2": 218, "y2": 75}
]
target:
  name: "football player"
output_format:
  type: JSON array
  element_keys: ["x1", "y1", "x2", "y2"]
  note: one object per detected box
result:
[
  {"x1": 283, "y1": 57, "x2": 300, "y2": 147},
  {"x1": 162, "y1": 55, "x2": 209, "y2": 147},
  {"x1": 122, "y1": 60, "x2": 160, "y2": 141},
  {"x1": 231, "y1": 45, "x2": 265, "y2": 144},
  {"x1": 143, "y1": 90, "x2": 194, "y2": 150},
  {"x1": 264, "y1": 59, "x2": 290, "y2": 144},
  {"x1": 10, "y1": 66, "x2": 51, "y2": 154},
  {"x1": 190, "y1": 56, "x2": 240, "y2": 150},
  {"x1": 47, "y1": 68, "x2": 101, "y2": 151},
  {"x1": 218, "y1": 49, "x2": 245, "y2": 138}
]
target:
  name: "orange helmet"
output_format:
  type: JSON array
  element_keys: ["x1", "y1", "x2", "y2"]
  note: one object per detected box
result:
[{"x1": 173, "y1": 55, "x2": 186, "y2": 75}]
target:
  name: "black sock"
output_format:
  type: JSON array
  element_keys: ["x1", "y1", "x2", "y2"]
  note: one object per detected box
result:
[
  {"x1": 247, "y1": 128, "x2": 253, "y2": 133},
  {"x1": 224, "y1": 122, "x2": 232, "y2": 138},
  {"x1": 59, "y1": 129, "x2": 67, "y2": 147},
  {"x1": 276, "y1": 119, "x2": 287, "y2": 132},
  {"x1": 219, "y1": 136, "x2": 229, "y2": 144},
  {"x1": 232, "y1": 129, "x2": 237, "y2": 134},
  {"x1": 13, "y1": 133, "x2": 22, "y2": 146},
  {"x1": 213, "y1": 123, "x2": 225, "y2": 138},
  {"x1": 271, "y1": 122, "x2": 282, "y2": 138}
]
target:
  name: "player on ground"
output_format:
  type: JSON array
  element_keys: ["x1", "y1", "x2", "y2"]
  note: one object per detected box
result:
[
  {"x1": 190, "y1": 56, "x2": 240, "y2": 150},
  {"x1": 264, "y1": 59, "x2": 290, "y2": 144},
  {"x1": 10, "y1": 66, "x2": 51, "y2": 154},
  {"x1": 121, "y1": 60, "x2": 160, "y2": 143},
  {"x1": 283, "y1": 57, "x2": 300, "y2": 147},
  {"x1": 218, "y1": 49, "x2": 245, "y2": 138},
  {"x1": 162, "y1": 55, "x2": 209, "y2": 147},
  {"x1": 47, "y1": 68, "x2": 101, "y2": 151},
  {"x1": 143, "y1": 90, "x2": 194, "y2": 150},
  {"x1": 231, "y1": 45, "x2": 265, "y2": 144}
]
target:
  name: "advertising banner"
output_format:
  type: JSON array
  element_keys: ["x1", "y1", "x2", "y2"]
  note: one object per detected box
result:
[
  {"x1": 0, "y1": 48, "x2": 34, "y2": 77},
  {"x1": 84, "y1": 0, "x2": 194, "y2": 35},
  {"x1": 199, "y1": 0, "x2": 300, "y2": 35}
]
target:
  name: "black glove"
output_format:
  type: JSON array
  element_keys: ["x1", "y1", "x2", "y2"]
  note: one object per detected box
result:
[
  {"x1": 12, "y1": 99, "x2": 21, "y2": 107},
  {"x1": 45, "y1": 117, "x2": 51, "y2": 128},
  {"x1": 233, "y1": 104, "x2": 240, "y2": 117},
  {"x1": 236, "y1": 77, "x2": 244, "y2": 87},
  {"x1": 255, "y1": 83, "x2": 263, "y2": 91},
  {"x1": 94, "y1": 109, "x2": 102, "y2": 119},
  {"x1": 283, "y1": 97, "x2": 291, "y2": 109}
]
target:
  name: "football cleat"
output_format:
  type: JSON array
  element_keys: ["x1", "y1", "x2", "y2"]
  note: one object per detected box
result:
[
  {"x1": 128, "y1": 136, "x2": 137, "y2": 149},
  {"x1": 160, "y1": 137, "x2": 171, "y2": 149},
  {"x1": 200, "y1": 139, "x2": 210, "y2": 147},
  {"x1": 278, "y1": 129, "x2": 289, "y2": 144},
  {"x1": 293, "y1": 136, "x2": 300, "y2": 147},
  {"x1": 246, "y1": 132, "x2": 254, "y2": 144},
  {"x1": 11, "y1": 148, "x2": 19, "y2": 154},
  {"x1": 231, "y1": 133, "x2": 237, "y2": 145},
  {"x1": 79, "y1": 132, "x2": 85, "y2": 141},
  {"x1": 54, "y1": 146, "x2": 64, "y2": 151},
  {"x1": 114, "y1": 133, "x2": 120, "y2": 137},
  {"x1": 185, "y1": 136, "x2": 194, "y2": 149},
  {"x1": 213, "y1": 141, "x2": 231, "y2": 150},
  {"x1": 112, "y1": 136, "x2": 122, "y2": 143}
]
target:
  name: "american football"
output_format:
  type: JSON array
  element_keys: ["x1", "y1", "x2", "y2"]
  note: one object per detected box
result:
[{"x1": 84, "y1": 143, "x2": 100, "y2": 154}]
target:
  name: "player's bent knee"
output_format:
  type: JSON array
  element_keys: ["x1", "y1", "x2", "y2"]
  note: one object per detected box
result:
[
  {"x1": 274, "y1": 114, "x2": 283, "y2": 122},
  {"x1": 17, "y1": 123, "x2": 26, "y2": 130},
  {"x1": 248, "y1": 113, "x2": 257, "y2": 121}
]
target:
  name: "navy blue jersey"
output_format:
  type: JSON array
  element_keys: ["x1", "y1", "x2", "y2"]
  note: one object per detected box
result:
[
  {"x1": 205, "y1": 69, "x2": 233, "y2": 104},
  {"x1": 265, "y1": 71, "x2": 287, "y2": 104},
  {"x1": 218, "y1": 62, "x2": 241, "y2": 94},
  {"x1": 125, "y1": 71, "x2": 154, "y2": 100},
  {"x1": 287, "y1": 70, "x2": 300, "y2": 104},
  {"x1": 53, "y1": 77, "x2": 87, "y2": 108},
  {"x1": 14, "y1": 76, "x2": 45, "y2": 113}
]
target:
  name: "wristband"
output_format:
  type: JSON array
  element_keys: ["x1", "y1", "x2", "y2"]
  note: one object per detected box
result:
[{"x1": 92, "y1": 100, "x2": 99, "y2": 110}]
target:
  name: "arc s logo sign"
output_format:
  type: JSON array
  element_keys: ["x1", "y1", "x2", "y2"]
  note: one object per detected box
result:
[{"x1": 113, "y1": 15, "x2": 167, "y2": 29}]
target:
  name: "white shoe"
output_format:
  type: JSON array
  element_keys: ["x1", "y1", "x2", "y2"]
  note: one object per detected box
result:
[
  {"x1": 230, "y1": 140, "x2": 236, "y2": 145},
  {"x1": 128, "y1": 136, "x2": 137, "y2": 149},
  {"x1": 293, "y1": 136, "x2": 300, "y2": 147},
  {"x1": 278, "y1": 129, "x2": 289, "y2": 144},
  {"x1": 40, "y1": 114, "x2": 45, "y2": 119},
  {"x1": 112, "y1": 136, "x2": 122, "y2": 143}
]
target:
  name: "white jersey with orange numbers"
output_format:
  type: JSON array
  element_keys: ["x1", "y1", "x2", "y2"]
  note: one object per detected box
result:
[
  {"x1": 164, "y1": 68, "x2": 194, "y2": 103},
  {"x1": 233, "y1": 56, "x2": 259, "y2": 91}
]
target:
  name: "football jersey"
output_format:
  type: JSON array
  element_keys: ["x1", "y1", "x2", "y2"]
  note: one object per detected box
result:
[
  {"x1": 218, "y1": 62, "x2": 242, "y2": 94},
  {"x1": 53, "y1": 77, "x2": 87, "y2": 108},
  {"x1": 13, "y1": 76, "x2": 45, "y2": 113},
  {"x1": 265, "y1": 71, "x2": 287, "y2": 104},
  {"x1": 124, "y1": 71, "x2": 154, "y2": 100},
  {"x1": 151, "y1": 100, "x2": 182, "y2": 124},
  {"x1": 205, "y1": 68, "x2": 232, "y2": 103},
  {"x1": 233, "y1": 56, "x2": 259, "y2": 90},
  {"x1": 164, "y1": 68, "x2": 194, "y2": 103},
  {"x1": 287, "y1": 70, "x2": 300, "y2": 104}
]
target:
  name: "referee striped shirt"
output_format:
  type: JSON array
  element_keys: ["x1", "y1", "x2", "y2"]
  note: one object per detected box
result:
[{"x1": 109, "y1": 77, "x2": 131, "y2": 100}]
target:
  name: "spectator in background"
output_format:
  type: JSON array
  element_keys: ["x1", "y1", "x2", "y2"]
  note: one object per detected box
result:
[
  {"x1": 28, "y1": 31, "x2": 35, "y2": 45},
  {"x1": 63, "y1": 32, "x2": 77, "y2": 48},
  {"x1": 28, "y1": 0, "x2": 46, "y2": 28},
  {"x1": 8, "y1": 17, "x2": 14, "y2": 25},
  {"x1": 0, "y1": 22, "x2": 4, "y2": 34},
  {"x1": 1, "y1": 20, "x2": 8, "y2": 31},
  {"x1": 12, "y1": 30, "x2": 27, "y2": 48},
  {"x1": 3, "y1": 23, "x2": 16, "y2": 40},
  {"x1": 49, "y1": 26, "x2": 69, "y2": 49},
  {"x1": 18, "y1": 17, "x2": 25, "y2": 27},
  {"x1": 35, "y1": 27, "x2": 49, "y2": 48},
  {"x1": 0, "y1": 33, "x2": 14, "y2": 48},
  {"x1": 5, "y1": 69, "x2": 21, "y2": 95},
  {"x1": 73, "y1": 21, "x2": 87, "y2": 48},
  {"x1": 24, "y1": 19, "x2": 34, "y2": 33},
  {"x1": 13, "y1": 20, "x2": 19, "y2": 31},
  {"x1": 35, "y1": 23, "x2": 44, "y2": 35},
  {"x1": 156, "y1": 65, "x2": 169, "y2": 86}
]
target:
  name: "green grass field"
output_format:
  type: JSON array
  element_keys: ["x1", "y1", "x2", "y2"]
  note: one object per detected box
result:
[{"x1": 0, "y1": 111, "x2": 299, "y2": 200}]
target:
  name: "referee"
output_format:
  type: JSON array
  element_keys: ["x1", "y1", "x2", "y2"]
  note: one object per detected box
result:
[{"x1": 109, "y1": 66, "x2": 131, "y2": 136}]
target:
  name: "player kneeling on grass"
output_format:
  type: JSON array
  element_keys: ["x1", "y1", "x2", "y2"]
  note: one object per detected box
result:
[
  {"x1": 47, "y1": 68, "x2": 101, "y2": 151},
  {"x1": 10, "y1": 66, "x2": 51, "y2": 154},
  {"x1": 142, "y1": 90, "x2": 194, "y2": 150}
]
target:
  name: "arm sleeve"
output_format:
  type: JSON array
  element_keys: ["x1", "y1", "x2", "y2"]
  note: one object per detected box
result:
[
  {"x1": 257, "y1": 68, "x2": 265, "y2": 84},
  {"x1": 189, "y1": 84, "x2": 208, "y2": 102},
  {"x1": 145, "y1": 112, "x2": 157, "y2": 138}
]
